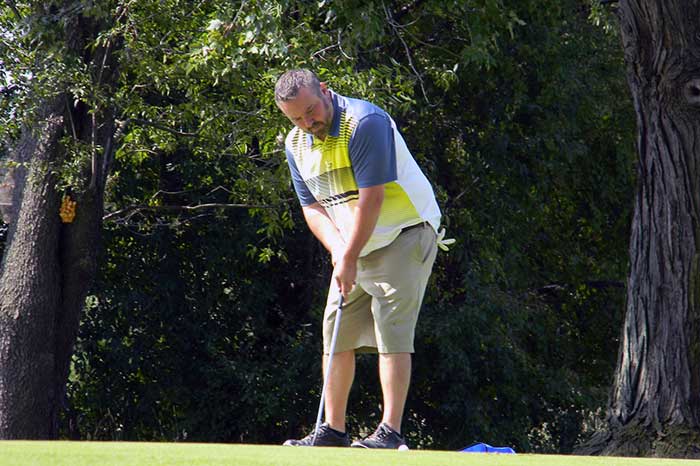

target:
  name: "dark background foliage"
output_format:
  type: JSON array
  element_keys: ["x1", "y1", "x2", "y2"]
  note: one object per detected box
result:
[{"x1": 1, "y1": 0, "x2": 633, "y2": 453}]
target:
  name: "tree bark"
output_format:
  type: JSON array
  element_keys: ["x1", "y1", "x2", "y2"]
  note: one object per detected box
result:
[
  {"x1": 0, "y1": 105, "x2": 64, "y2": 438},
  {"x1": 0, "y1": 2, "x2": 114, "y2": 438},
  {"x1": 578, "y1": 0, "x2": 700, "y2": 457}
]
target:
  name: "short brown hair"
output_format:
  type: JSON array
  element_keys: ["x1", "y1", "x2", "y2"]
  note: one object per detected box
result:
[{"x1": 274, "y1": 69, "x2": 321, "y2": 102}]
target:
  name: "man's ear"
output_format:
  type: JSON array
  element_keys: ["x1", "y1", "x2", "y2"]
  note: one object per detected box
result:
[{"x1": 319, "y1": 82, "x2": 329, "y2": 94}]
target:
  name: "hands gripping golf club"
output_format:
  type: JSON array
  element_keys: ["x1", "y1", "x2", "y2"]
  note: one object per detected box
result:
[{"x1": 312, "y1": 294, "x2": 344, "y2": 446}]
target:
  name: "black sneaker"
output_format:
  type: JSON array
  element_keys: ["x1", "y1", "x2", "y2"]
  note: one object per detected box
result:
[
  {"x1": 283, "y1": 423, "x2": 351, "y2": 447},
  {"x1": 351, "y1": 423, "x2": 407, "y2": 449}
]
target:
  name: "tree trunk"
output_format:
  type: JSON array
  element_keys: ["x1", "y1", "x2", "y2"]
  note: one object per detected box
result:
[
  {"x1": 578, "y1": 0, "x2": 700, "y2": 458},
  {"x1": 0, "y1": 98, "x2": 107, "y2": 439},
  {"x1": 0, "y1": 105, "x2": 64, "y2": 438},
  {"x1": 0, "y1": 2, "x2": 114, "y2": 438}
]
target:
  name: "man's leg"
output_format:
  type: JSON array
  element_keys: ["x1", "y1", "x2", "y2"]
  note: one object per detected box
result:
[
  {"x1": 321, "y1": 284, "x2": 374, "y2": 433},
  {"x1": 353, "y1": 224, "x2": 437, "y2": 448},
  {"x1": 284, "y1": 284, "x2": 373, "y2": 447},
  {"x1": 378, "y1": 352, "x2": 411, "y2": 433},
  {"x1": 324, "y1": 350, "x2": 355, "y2": 432}
]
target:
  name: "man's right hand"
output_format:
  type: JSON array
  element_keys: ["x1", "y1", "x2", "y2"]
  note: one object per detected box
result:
[{"x1": 333, "y1": 252, "x2": 358, "y2": 300}]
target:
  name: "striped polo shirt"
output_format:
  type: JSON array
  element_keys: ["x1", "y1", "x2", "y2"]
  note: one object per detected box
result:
[{"x1": 285, "y1": 91, "x2": 441, "y2": 257}]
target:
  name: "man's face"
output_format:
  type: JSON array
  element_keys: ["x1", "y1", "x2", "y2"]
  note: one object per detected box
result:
[{"x1": 277, "y1": 83, "x2": 333, "y2": 140}]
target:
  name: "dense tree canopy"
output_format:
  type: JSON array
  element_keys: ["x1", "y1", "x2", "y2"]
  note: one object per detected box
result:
[{"x1": 0, "y1": 0, "x2": 636, "y2": 452}]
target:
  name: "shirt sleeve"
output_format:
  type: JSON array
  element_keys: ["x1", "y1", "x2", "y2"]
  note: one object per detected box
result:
[
  {"x1": 348, "y1": 113, "x2": 397, "y2": 188},
  {"x1": 286, "y1": 147, "x2": 316, "y2": 206}
]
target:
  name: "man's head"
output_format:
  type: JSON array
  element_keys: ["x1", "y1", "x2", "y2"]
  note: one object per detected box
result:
[{"x1": 275, "y1": 69, "x2": 334, "y2": 140}]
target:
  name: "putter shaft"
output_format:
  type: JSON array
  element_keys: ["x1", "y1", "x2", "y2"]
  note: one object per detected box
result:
[{"x1": 312, "y1": 294, "x2": 344, "y2": 445}]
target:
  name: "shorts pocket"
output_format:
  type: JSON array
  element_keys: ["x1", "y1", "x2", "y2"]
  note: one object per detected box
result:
[{"x1": 409, "y1": 226, "x2": 436, "y2": 264}]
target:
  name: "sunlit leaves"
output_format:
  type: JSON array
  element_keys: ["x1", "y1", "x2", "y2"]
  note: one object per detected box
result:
[{"x1": 0, "y1": 0, "x2": 636, "y2": 449}]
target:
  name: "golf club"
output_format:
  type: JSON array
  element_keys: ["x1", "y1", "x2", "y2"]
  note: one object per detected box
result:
[{"x1": 311, "y1": 294, "x2": 344, "y2": 446}]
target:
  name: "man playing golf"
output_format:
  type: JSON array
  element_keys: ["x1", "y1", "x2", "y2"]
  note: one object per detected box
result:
[{"x1": 275, "y1": 69, "x2": 445, "y2": 449}]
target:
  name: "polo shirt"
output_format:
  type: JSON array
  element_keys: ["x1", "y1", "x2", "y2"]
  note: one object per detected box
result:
[{"x1": 285, "y1": 91, "x2": 441, "y2": 257}]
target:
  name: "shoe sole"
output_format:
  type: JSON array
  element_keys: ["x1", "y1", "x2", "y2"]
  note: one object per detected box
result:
[{"x1": 351, "y1": 443, "x2": 406, "y2": 449}]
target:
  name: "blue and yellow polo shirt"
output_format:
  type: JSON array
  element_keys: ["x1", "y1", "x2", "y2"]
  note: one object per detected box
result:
[{"x1": 285, "y1": 91, "x2": 441, "y2": 257}]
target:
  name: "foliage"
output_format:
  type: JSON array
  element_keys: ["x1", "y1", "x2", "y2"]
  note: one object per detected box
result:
[
  {"x1": 398, "y1": 0, "x2": 633, "y2": 451},
  {"x1": 1, "y1": 0, "x2": 634, "y2": 453},
  {"x1": 67, "y1": 211, "x2": 326, "y2": 441}
]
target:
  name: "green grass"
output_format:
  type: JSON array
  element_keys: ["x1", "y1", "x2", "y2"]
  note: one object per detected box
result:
[{"x1": 0, "y1": 442, "x2": 697, "y2": 466}]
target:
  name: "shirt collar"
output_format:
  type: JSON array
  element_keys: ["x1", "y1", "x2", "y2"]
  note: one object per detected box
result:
[{"x1": 328, "y1": 91, "x2": 341, "y2": 137}]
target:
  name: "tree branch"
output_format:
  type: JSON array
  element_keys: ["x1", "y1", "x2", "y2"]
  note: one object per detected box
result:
[
  {"x1": 394, "y1": 0, "x2": 427, "y2": 22},
  {"x1": 64, "y1": 96, "x2": 78, "y2": 139},
  {"x1": 382, "y1": 2, "x2": 430, "y2": 104},
  {"x1": 535, "y1": 281, "x2": 625, "y2": 296},
  {"x1": 101, "y1": 119, "x2": 120, "y2": 190},
  {"x1": 103, "y1": 202, "x2": 276, "y2": 222},
  {"x1": 89, "y1": 111, "x2": 98, "y2": 189},
  {"x1": 0, "y1": 84, "x2": 18, "y2": 96},
  {"x1": 130, "y1": 118, "x2": 201, "y2": 137}
]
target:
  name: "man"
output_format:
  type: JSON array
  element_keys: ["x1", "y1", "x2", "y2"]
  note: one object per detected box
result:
[{"x1": 275, "y1": 69, "x2": 447, "y2": 449}]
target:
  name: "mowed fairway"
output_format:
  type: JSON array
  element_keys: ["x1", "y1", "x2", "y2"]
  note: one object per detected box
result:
[{"x1": 0, "y1": 442, "x2": 698, "y2": 466}]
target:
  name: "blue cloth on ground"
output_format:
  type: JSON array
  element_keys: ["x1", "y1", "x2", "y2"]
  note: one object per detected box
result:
[{"x1": 460, "y1": 442, "x2": 516, "y2": 454}]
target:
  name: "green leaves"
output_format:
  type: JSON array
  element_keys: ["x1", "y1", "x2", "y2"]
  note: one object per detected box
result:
[
  {"x1": 0, "y1": 0, "x2": 634, "y2": 452},
  {"x1": 54, "y1": 135, "x2": 95, "y2": 193}
]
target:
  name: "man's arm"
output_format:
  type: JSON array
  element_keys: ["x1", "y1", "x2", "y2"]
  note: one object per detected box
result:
[
  {"x1": 334, "y1": 184, "x2": 384, "y2": 298},
  {"x1": 302, "y1": 202, "x2": 346, "y2": 265}
]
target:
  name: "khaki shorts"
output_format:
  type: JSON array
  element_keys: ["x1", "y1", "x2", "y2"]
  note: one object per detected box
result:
[{"x1": 322, "y1": 223, "x2": 438, "y2": 354}]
